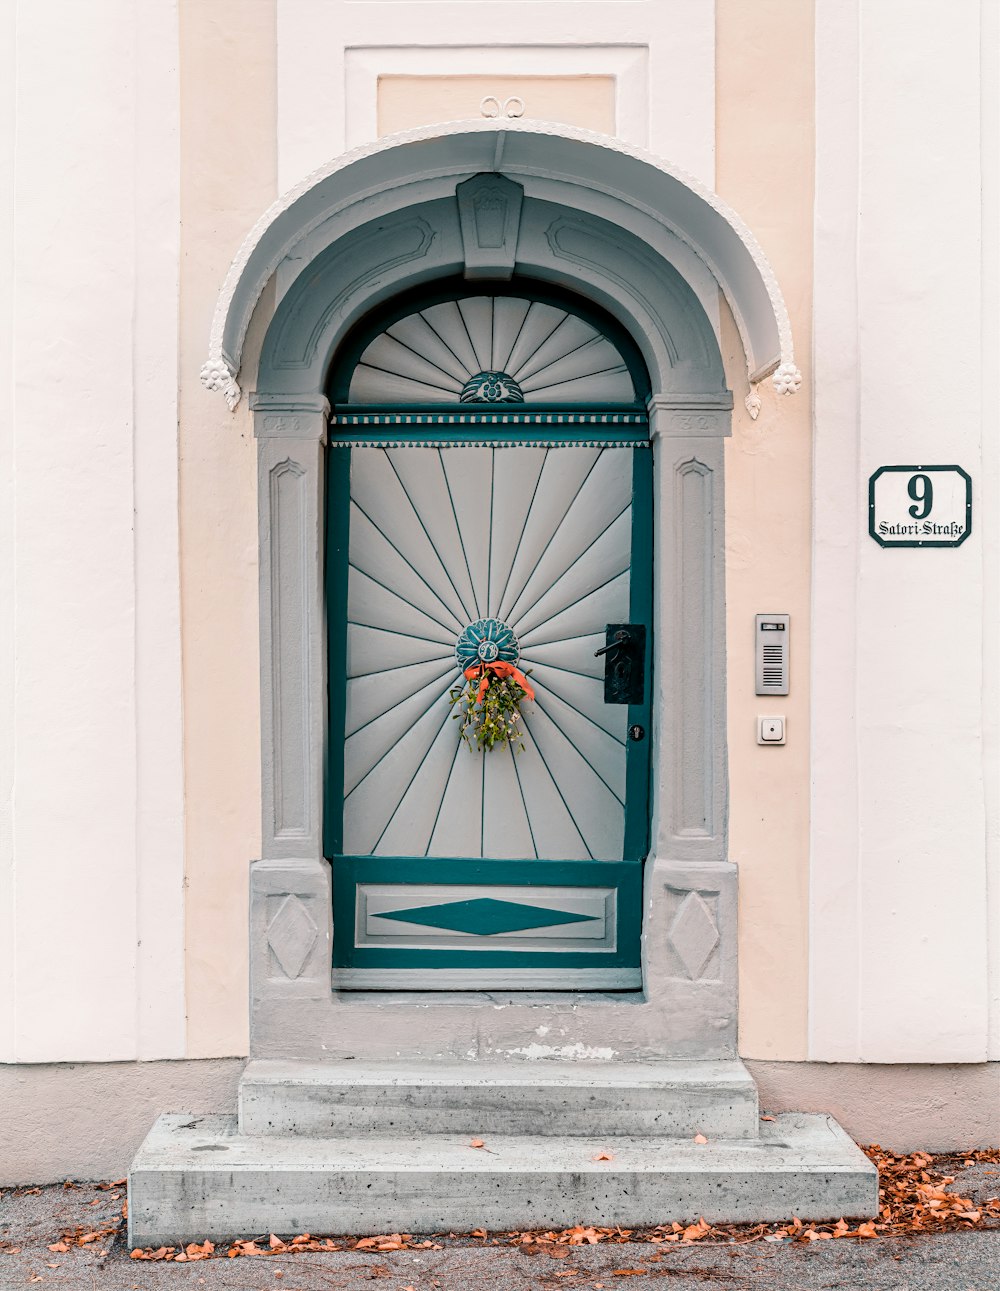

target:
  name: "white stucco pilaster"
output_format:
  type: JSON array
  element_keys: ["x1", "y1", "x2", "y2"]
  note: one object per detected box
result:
[
  {"x1": 980, "y1": 0, "x2": 1000, "y2": 1062},
  {"x1": 811, "y1": 0, "x2": 993, "y2": 1062},
  {"x1": 0, "y1": 0, "x2": 16, "y2": 1059},
  {"x1": 0, "y1": 0, "x2": 185, "y2": 1062}
]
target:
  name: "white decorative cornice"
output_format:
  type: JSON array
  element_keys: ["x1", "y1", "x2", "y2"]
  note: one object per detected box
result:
[{"x1": 202, "y1": 118, "x2": 799, "y2": 411}]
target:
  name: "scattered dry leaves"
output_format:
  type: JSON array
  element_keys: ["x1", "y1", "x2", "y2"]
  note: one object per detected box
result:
[
  {"x1": 48, "y1": 1224, "x2": 118, "y2": 1253},
  {"x1": 131, "y1": 1235, "x2": 346, "y2": 1262},
  {"x1": 113, "y1": 1145, "x2": 1000, "y2": 1265}
]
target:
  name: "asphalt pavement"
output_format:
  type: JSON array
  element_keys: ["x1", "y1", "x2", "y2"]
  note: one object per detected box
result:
[{"x1": 1, "y1": 1175, "x2": 998, "y2": 1291}]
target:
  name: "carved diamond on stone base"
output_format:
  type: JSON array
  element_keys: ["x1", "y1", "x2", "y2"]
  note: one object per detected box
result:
[
  {"x1": 267, "y1": 894, "x2": 318, "y2": 979},
  {"x1": 667, "y1": 891, "x2": 720, "y2": 980}
]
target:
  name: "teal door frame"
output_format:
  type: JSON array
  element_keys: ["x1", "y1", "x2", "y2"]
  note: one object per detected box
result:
[{"x1": 324, "y1": 411, "x2": 652, "y2": 986}]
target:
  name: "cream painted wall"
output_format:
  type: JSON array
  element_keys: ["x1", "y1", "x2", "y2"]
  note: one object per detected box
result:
[
  {"x1": 0, "y1": 0, "x2": 185, "y2": 1062},
  {"x1": 178, "y1": 0, "x2": 275, "y2": 1058},
  {"x1": 716, "y1": 0, "x2": 814, "y2": 1061},
  {"x1": 377, "y1": 75, "x2": 616, "y2": 136}
]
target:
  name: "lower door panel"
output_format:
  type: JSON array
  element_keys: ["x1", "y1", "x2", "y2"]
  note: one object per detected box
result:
[{"x1": 332, "y1": 857, "x2": 642, "y2": 989}]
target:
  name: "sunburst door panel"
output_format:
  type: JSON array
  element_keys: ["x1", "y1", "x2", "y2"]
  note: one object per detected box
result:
[{"x1": 326, "y1": 293, "x2": 651, "y2": 988}]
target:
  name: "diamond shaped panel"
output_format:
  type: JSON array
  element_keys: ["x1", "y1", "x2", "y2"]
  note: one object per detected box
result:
[
  {"x1": 667, "y1": 891, "x2": 719, "y2": 980},
  {"x1": 376, "y1": 897, "x2": 598, "y2": 936},
  {"x1": 267, "y1": 894, "x2": 318, "y2": 979}
]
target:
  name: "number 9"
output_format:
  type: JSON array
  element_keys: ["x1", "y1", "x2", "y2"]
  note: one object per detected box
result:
[{"x1": 907, "y1": 473, "x2": 933, "y2": 520}]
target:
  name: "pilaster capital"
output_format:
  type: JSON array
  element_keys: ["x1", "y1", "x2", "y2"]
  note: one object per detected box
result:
[
  {"x1": 647, "y1": 393, "x2": 733, "y2": 440},
  {"x1": 250, "y1": 393, "x2": 331, "y2": 443}
]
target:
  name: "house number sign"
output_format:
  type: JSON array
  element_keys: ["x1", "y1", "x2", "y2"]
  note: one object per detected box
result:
[{"x1": 868, "y1": 465, "x2": 972, "y2": 548}]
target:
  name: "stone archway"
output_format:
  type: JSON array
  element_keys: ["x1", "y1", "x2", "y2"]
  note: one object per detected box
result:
[{"x1": 202, "y1": 120, "x2": 802, "y2": 1062}]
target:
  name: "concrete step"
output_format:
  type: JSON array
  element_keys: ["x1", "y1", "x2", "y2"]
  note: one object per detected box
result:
[
  {"x1": 129, "y1": 1113, "x2": 877, "y2": 1247},
  {"x1": 238, "y1": 1059, "x2": 761, "y2": 1140}
]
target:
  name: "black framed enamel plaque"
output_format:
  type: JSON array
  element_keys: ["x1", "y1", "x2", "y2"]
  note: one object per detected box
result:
[{"x1": 868, "y1": 465, "x2": 972, "y2": 548}]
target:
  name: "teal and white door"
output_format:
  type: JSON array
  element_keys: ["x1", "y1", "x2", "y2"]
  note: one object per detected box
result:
[{"x1": 325, "y1": 292, "x2": 652, "y2": 988}]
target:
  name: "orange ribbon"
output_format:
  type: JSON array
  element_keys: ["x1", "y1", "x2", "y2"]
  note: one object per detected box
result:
[{"x1": 463, "y1": 659, "x2": 535, "y2": 703}]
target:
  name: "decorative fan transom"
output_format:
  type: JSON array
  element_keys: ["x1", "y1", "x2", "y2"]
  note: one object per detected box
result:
[{"x1": 348, "y1": 296, "x2": 635, "y2": 405}]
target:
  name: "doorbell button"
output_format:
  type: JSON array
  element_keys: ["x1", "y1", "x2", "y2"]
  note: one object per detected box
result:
[{"x1": 757, "y1": 716, "x2": 786, "y2": 745}]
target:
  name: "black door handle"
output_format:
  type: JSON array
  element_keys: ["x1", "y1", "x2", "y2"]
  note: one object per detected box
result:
[
  {"x1": 594, "y1": 629, "x2": 631, "y2": 658},
  {"x1": 597, "y1": 624, "x2": 645, "y2": 705}
]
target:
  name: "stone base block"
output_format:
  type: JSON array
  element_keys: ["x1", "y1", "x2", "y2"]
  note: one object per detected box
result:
[
  {"x1": 238, "y1": 1058, "x2": 760, "y2": 1140},
  {"x1": 128, "y1": 1113, "x2": 877, "y2": 1247}
]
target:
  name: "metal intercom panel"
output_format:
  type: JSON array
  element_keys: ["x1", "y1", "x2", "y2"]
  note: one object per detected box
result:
[{"x1": 755, "y1": 614, "x2": 789, "y2": 695}]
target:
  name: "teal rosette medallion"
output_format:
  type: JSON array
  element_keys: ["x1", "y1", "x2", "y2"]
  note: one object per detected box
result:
[{"x1": 455, "y1": 618, "x2": 520, "y2": 671}]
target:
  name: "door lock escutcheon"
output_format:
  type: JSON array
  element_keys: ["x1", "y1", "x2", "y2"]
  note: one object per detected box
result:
[{"x1": 596, "y1": 623, "x2": 646, "y2": 705}]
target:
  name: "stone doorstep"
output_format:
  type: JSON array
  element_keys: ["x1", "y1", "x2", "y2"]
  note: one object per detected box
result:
[
  {"x1": 127, "y1": 1113, "x2": 879, "y2": 1248},
  {"x1": 238, "y1": 1058, "x2": 760, "y2": 1140}
]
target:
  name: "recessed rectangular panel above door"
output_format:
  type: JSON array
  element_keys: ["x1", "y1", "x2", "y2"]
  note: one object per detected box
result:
[{"x1": 326, "y1": 427, "x2": 652, "y2": 989}]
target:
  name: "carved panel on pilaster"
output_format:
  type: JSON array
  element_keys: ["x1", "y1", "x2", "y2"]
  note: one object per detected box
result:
[
  {"x1": 251, "y1": 860, "x2": 333, "y2": 1055},
  {"x1": 652, "y1": 427, "x2": 728, "y2": 860},
  {"x1": 676, "y1": 458, "x2": 714, "y2": 840},
  {"x1": 665, "y1": 887, "x2": 721, "y2": 982},
  {"x1": 267, "y1": 893, "x2": 319, "y2": 979},
  {"x1": 642, "y1": 858, "x2": 737, "y2": 1058},
  {"x1": 258, "y1": 433, "x2": 325, "y2": 860}
]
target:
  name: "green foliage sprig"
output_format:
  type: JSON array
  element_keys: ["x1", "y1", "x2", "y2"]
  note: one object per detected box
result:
[{"x1": 449, "y1": 667, "x2": 533, "y2": 753}]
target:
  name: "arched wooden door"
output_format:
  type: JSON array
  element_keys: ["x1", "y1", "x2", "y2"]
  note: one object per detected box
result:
[{"x1": 325, "y1": 289, "x2": 652, "y2": 988}]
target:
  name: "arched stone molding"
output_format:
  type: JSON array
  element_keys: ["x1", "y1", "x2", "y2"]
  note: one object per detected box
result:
[
  {"x1": 255, "y1": 196, "x2": 728, "y2": 404},
  {"x1": 224, "y1": 122, "x2": 806, "y2": 1061},
  {"x1": 202, "y1": 120, "x2": 800, "y2": 410}
]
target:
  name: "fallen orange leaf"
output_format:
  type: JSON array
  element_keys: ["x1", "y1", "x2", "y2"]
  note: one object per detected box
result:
[
  {"x1": 693, "y1": 1134, "x2": 708, "y2": 1145},
  {"x1": 593, "y1": 1150, "x2": 614, "y2": 1162}
]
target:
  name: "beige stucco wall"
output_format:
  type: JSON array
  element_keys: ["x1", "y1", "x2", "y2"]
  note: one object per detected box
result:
[
  {"x1": 716, "y1": 0, "x2": 815, "y2": 1059},
  {"x1": 378, "y1": 76, "x2": 616, "y2": 136},
  {"x1": 178, "y1": 0, "x2": 275, "y2": 1057}
]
